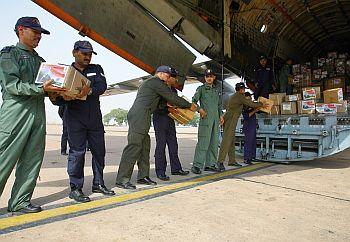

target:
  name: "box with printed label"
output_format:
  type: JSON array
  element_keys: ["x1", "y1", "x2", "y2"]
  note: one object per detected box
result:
[
  {"x1": 327, "y1": 52, "x2": 338, "y2": 59},
  {"x1": 281, "y1": 102, "x2": 297, "y2": 115},
  {"x1": 297, "y1": 100, "x2": 316, "y2": 114},
  {"x1": 269, "y1": 93, "x2": 286, "y2": 105},
  {"x1": 302, "y1": 89, "x2": 316, "y2": 100},
  {"x1": 323, "y1": 88, "x2": 343, "y2": 103},
  {"x1": 257, "y1": 96, "x2": 274, "y2": 113},
  {"x1": 316, "y1": 103, "x2": 337, "y2": 114},
  {"x1": 334, "y1": 100, "x2": 348, "y2": 113},
  {"x1": 324, "y1": 77, "x2": 345, "y2": 90},
  {"x1": 35, "y1": 63, "x2": 91, "y2": 100},
  {"x1": 302, "y1": 86, "x2": 321, "y2": 99},
  {"x1": 285, "y1": 94, "x2": 301, "y2": 102}
]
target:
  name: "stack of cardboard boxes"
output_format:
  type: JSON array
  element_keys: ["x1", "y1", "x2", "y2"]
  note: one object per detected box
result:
[
  {"x1": 274, "y1": 51, "x2": 349, "y2": 116},
  {"x1": 267, "y1": 87, "x2": 347, "y2": 115},
  {"x1": 290, "y1": 51, "x2": 350, "y2": 98}
]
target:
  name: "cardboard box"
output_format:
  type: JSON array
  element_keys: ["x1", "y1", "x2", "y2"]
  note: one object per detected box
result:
[
  {"x1": 302, "y1": 86, "x2": 321, "y2": 99},
  {"x1": 35, "y1": 63, "x2": 91, "y2": 100},
  {"x1": 302, "y1": 89, "x2": 316, "y2": 100},
  {"x1": 281, "y1": 102, "x2": 297, "y2": 115},
  {"x1": 297, "y1": 100, "x2": 316, "y2": 114},
  {"x1": 334, "y1": 100, "x2": 348, "y2": 113},
  {"x1": 268, "y1": 105, "x2": 280, "y2": 115},
  {"x1": 257, "y1": 96, "x2": 274, "y2": 113},
  {"x1": 324, "y1": 88, "x2": 343, "y2": 103},
  {"x1": 285, "y1": 94, "x2": 301, "y2": 102},
  {"x1": 168, "y1": 107, "x2": 194, "y2": 125},
  {"x1": 269, "y1": 93, "x2": 286, "y2": 105},
  {"x1": 324, "y1": 77, "x2": 345, "y2": 90},
  {"x1": 292, "y1": 64, "x2": 301, "y2": 74},
  {"x1": 316, "y1": 103, "x2": 337, "y2": 114},
  {"x1": 338, "y1": 53, "x2": 348, "y2": 59},
  {"x1": 327, "y1": 52, "x2": 338, "y2": 59},
  {"x1": 318, "y1": 58, "x2": 325, "y2": 67}
]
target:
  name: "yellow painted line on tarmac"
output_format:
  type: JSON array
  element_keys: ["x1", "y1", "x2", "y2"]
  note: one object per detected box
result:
[{"x1": 0, "y1": 162, "x2": 271, "y2": 230}]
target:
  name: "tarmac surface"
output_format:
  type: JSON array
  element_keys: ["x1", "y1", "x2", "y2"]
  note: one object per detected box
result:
[{"x1": 0, "y1": 124, "x2": 349, "y2": 241}]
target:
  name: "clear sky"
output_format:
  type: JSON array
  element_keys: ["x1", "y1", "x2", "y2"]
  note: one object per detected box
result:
[{"x1": 0, "y1": 0, "x2": 238, "y2": 123}]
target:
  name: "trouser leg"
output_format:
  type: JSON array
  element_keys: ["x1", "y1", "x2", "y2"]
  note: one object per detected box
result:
[
  {"x1": 0, "y1": 131, "x2": 22, "y2": 197},
  {"x1": 244, "y1": 126, "x2": 256, "y2": 160},
  {"x1": 8, "y1": 120, "x2": 45, "y2": 211},
  {"x1": 167, "y1": 123, "x2": 182, "y2": 172},
  {"x1": 61, "y1": 118, "x2": 68, "y2": 153},
  {"x1": 205, "y1": 121, "x2": 219, "y2": 168},
  {"x1": 137, "y1": 134, "x2": 151, "y2": 180},
  {"x1": 67, "y1": 123, "x2": 87, "y2": 190},
  {"x1": 193, "y1": 124, "x2": 211, "y2": 169},
  {"x1": 116, "y1": 132, "x2": 144, "y2": 184},
  {"x1": 218, "y1": 118, "x2": 236, "y2": 163},
  {"x1": 228, "y1": 135, "x2": 236, "y2": 164},
  {"x1": 153, "y1": 115, "x2": 167, "y2": 176},
  {"x1": 88, "y1": 129, "x2": 106, "y2": 186}
]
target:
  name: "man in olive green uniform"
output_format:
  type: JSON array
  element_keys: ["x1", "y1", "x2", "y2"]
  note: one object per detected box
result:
[
  {"x1": 0, "y1": 17, "x2": 63, "y2": 213},
  {"x1": 116, "y1": 65, "x2": 197, "y2": 189},
  {"x1": 191, "y1": 69, "x2": 224, "y2": 174},
  {"x1": 217, "y1": 83, "x2": 265, "y2": 171}
]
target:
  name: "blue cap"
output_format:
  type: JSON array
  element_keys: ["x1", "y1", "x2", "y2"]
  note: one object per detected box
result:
[
  {"x1": 73, "y1": 40, "x2": 97, "y2": 55},
  {"x1": 15, "y1": 17, "x2": 50, "y2": 35},
  {"x1": 205, "y1": 69, "x2": 215, "y2": 76},
  {"x1": 170, "y1": 68, "x2": 179, "y2": 77},
  {"x1": 235, "y1": 82, "x2": 246, "y2": 91},
  {"x1": 156, "y1": 65, "x2": 172, "y2": 74}
]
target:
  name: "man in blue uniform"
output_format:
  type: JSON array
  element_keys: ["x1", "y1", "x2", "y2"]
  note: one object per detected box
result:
[
  {"x1": 116, "y1": 66, "x2": 196, "y2": 189},
  {"x1": 252, "y1": 55, "x2": 276, "y2": 100},
  {"x1": 58, "y1": 105, "x2": 68, "y2": 155},
  {"x1": 57, "y1": 40, "x2": 115, "y2": 202},
  {"x1": 242, "y1": 92, "x2": 259, "y2": 165},
  {"x1": 152, "y1": 68, "x2": 189, "y2": 181}
]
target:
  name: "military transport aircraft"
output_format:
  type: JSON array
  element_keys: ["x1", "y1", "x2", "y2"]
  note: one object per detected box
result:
[{"x1": 32, "y1": 0, "x2": 350, "y2": 163}]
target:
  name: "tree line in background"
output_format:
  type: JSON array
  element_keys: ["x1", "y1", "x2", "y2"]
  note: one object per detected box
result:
[{"x1": 103, "y1": 108, "x2": 200, "y2": 127}]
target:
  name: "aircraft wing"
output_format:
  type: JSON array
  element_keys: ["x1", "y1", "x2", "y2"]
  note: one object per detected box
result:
[
  {"x1": 32, "y1": 0, "x2": 197, "y2": 83},
  {"x1": 102, "y1": 60, "x2": 236, "y2": 96}
]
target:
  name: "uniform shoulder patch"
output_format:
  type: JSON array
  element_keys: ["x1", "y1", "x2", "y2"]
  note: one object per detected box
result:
[
  {"x1": 0, "y1": 46, "x2": 15, "y2": 56},
  {"x1": 0, "y1": 46, "x2": 14, "y2": 53}
]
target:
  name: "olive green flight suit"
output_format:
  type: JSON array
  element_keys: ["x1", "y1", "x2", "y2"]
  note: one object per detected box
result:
[
  {"x1": 116, "y1": 76, "x2": 191, "y2": 184},
  {"x1": 218, "y1": 92, "x2": 262, "y2": 164},
  {"x1": 192, "y1": 83, "x2": 222, "y2": 169},
  {"x1": 0, "y1": 43, "x2": 46, "y2": 211}
]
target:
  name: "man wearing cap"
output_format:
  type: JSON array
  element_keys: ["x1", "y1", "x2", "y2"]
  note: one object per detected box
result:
[
  {"x1": 116, "y1": 65, "x2": 197, "y2": 189},
  {"x1": 55, "y1": 40, "x2": 115, "y2": 202},
  {"x1": 152, "y1": 68, "x2": 190, "y2": 181},
  {"x1": 251, "y1": 55, "x2": 276, "y2": 100},
  {"x1": 191, "y1": 69, "x2": 224, "y2": 174},
  {"x1": 217, "y1": 83, "x2": 266, "y2": 171},
  {"x1": 0, "y1": 17, "x2": 64, "y2": 213}
]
